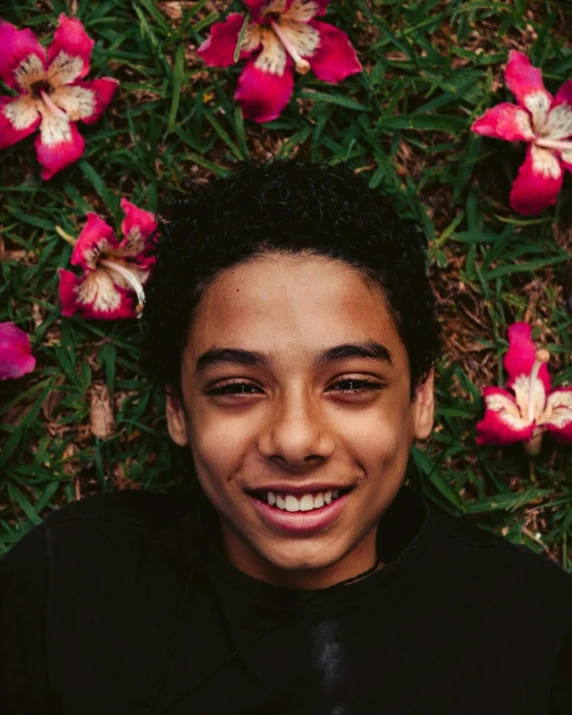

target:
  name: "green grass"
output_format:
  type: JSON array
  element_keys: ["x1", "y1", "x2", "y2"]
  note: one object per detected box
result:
[{"x1": 1, "y1": 0, "x2": 571, "y2": 567}]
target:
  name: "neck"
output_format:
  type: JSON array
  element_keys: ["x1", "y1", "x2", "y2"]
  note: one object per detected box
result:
[{"x1": 221, "y1": 522, "x2": 380, "y2": 590}]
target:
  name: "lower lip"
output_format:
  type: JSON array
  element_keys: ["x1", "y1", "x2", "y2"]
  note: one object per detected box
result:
[{"x1": 249, "y1": 491, "x2": 351, "y2": 534}]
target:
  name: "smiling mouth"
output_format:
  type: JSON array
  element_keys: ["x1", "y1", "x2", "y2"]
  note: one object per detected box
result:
[{"x1": 248, "y1": 487, "x2": 354, "y2": 513}]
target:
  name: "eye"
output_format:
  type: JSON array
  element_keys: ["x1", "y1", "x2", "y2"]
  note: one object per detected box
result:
[
  {"x1": 207, "y1": 381, "x2": 263, "y2": 397},
  {"x1": 327, "y1": 378, "x2": 384, "y2": 395},
  {"x1": 206, "y1": 377, "x2": 384, "y2": 398}
]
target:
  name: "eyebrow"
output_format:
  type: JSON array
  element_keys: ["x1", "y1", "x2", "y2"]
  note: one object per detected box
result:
[{"x1": 195, "y1": 341, "x2": 392, "y2": 374}]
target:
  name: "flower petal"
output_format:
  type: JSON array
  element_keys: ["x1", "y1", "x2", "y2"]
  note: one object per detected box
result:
[
  {"x1": 0, "y1": 322, "x2": 36, "y2": 380},
  {"x1": 283, "y1": 0, "x2": 324, "y2": 22},
  {"x1": 197, "y1": 14, "x2": 255, "y2": 67},
  {"x1": 277, "y1": 19, "x2": 320, "y2": 61},
  {"x1": 555, "y1": 79, "x2": 572, "y2": 107},
  {"x1": 71, "y1": 213, "x2": 118, "y2": 270},
  {"x1": 0, "y1": 321, "x2": 32, "y2": 351},
  {"x1": 0, "y1": 95, "x2": 41, "y2": 149},
  {"x1": 235, "y1": 60, "x2": 294, "y2": 122},
  {"x1": 256, "y1": 0, "x2": 328, "y2": 17},
  {"x1": 505, "y1": 51, "x2": 553, "y2": 128},
  {"x1": 34, "y1": 109, "x2": 85, "y2": 179},
  {"x1": 471, "y1": 103, "x2": 534, "y2": 142},
  {"x1": 50, "y1": 77, "x2": 118, "y2": 125},
  {"x1": 60, "y1": 268, "x2": 137, "y2": 320},
  {"x1": 542, "y1": 387, "x2": 572, "y2": 443},
  {"x1": 242, "y1": 0, "x2": 272, "y2": 22},
  {"x1": 309, "y1": 0, "x2": 330, "y2": 14},
  {"x1": 252, "y1": 27, "x2": 288, "y2": 75},
  {"x1": 115, "y1": 198, "x2": 157, "y2": 263},
  {"x1": 510, "y1": 145, "x2": 563, "y2": 215},
  {"x1": 81, "y1": 78, "x2": 119, "y2": 123},
  {"x1": 512, "y1": 373, "x2": 548, "y2": 426},
  {"x1": 542, "y1": 102, "x2": 572, "y2": 141},
  {"x1": 504, "y1": 322, "x2": 536, "y2": 380},
  {"x1": 0, "y1": 345, "x2": 36, "y2": 379},
  {"x1": 504, "y1": 322, "x2": 551, "y2": 393},
  {"x1": 476, "y1": 386, "x2": 535, "y2": 446},
  {"x1": 0, "y1": 20, "x2": 46, "y2": 91},
  {"x1": 46, "y1": 14, "x2": 94, "y2": 88},
  {"x1": 555, "y1": 82, "x2": 572, "y2": 171},
  {"x1": 561, "y1": 150, "x2": 572, "y2": 173},
  {"x1": 58, "y1": 267, "x2": 81, "y2": 317},
  {"x1": 307, "y1": 21, "x2": 362, "y2": 83}
]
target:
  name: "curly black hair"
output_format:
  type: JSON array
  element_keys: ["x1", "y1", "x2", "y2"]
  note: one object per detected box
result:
[{"x1": 142, "y1": 160, "x2": 441, "y2": 398}]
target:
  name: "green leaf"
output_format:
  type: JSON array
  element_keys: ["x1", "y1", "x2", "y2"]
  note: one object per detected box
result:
[
  {"x1": 78, "y1": 161, "x2": 119, "y2": 217},
  {"x1": 411, "y1": 446, "x2": 466, "y2": 512},
  {"x1": 463, "y1": 489, "x2": 554, "y2": 515},
  {"x1": 233, "y1": 14, "x2": 250, "y2": 63},
  {"x1": 167, "y1": 45, "x2": 186, "y2": 134},
  {"x1": 297, "y1": 90, "x2": 368, "y2": 111},
  {"x1": 377, "y1": 114, "x2": 467, "y2": 133}
]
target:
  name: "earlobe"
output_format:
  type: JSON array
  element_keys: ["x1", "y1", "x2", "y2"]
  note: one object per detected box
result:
[
  {"x1": 165, "y1": 386, "x2": 189, "y2": 447},
  {"x1": 413, "y1": 371, "x2": 435, "y2": 441}
]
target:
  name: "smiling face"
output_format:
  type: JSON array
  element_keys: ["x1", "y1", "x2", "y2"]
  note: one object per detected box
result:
[{"x1": 166, "y1": 252, "x2": 434, "y2": 589}]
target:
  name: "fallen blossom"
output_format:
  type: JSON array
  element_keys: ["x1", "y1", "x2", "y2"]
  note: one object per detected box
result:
[
  {"x1": 90, "y1": 384, "x2": 115, "y2": 439},
  {"x1": 0, "y1": 14, "x2": 118, "y2": 179},
  {"x1": 197, "y1": 0, "x2": 362, "y2": 122},
  {"x1": 472, "y1": 51, "x2": 572, "y2": 215},
  {"x1": 476, "y1": 322, "x2": 572, "y2": 456},
  {"x1": 0, "y1": 322, "x2": 36, "y2": 380},
  {"x1": 58, "y1": 198, "x2": 157, "y2": 320}
]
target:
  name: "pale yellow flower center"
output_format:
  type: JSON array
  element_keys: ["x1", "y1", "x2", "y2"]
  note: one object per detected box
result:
[
  {"x1": 527, "y1": 349, "x2": 550, "y2": 422},
  {"x1": 269, "y1": 20, "x2": 310, "y2": 74},
  {"x1": 99, "y1": 259, "x2": 146, "y2": 317}
]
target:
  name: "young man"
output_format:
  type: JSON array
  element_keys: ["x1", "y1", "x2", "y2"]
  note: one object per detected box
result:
[{"x1": 1, "y1": 161, "x2": 571, "y2": 714}]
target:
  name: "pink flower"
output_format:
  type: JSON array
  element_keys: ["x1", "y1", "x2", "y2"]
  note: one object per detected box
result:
[
  {"x1": 58, "y1": 199, "x2": 157, "y2": 320},
  {"x1": 476, "y1": 323, "x2": 572, "y2": 456},
  {"x1": 197, "y1": 1, "x2": 362, "y2": 123},
  {"x1": 0, "y1": 322, "x2": 36, "y2": 380},
  {"x1": 0, "y1": 14, "x2": 118, "y2": 179},
  {"x1": 471, "y1": 51, "x2": 572, "y2": 215}
]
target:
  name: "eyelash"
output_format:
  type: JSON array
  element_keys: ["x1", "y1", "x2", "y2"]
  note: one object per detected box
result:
[{"x1": 207, "y1": 378, "x2": 384, "y2": 398}]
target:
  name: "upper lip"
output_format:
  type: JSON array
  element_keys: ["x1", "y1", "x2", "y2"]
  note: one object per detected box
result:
[{"x1": 245, "y1": 483, "x2": 354, "y2": 495}]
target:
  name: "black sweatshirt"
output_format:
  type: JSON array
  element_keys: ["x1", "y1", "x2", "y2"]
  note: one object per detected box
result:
[{"x1": 1, "y1": 486, "x2": 571, "y2": 715}]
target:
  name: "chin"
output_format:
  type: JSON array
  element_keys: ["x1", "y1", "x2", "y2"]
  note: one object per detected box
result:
[{"x1": 261, "y1": 540, "x2": 342, "y2": 573}]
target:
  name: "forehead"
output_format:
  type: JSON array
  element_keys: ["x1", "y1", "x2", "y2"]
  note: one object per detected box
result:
[{"x1": 188, "y1": 253, "x2": 402, "y2": 357}]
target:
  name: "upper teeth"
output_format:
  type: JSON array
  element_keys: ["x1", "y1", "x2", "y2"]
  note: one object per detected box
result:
[{"x1": 267, "y1": 490, "x2": 340, "y2": 512}]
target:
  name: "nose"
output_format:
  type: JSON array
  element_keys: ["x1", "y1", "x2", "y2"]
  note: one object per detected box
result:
[{"x1": 257, "y1": 387, "x2": 336, "y2": 469}]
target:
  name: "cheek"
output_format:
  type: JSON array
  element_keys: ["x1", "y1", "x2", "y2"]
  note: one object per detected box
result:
[
  {"x1": 348, "y1": 426, "x2": 410, "y2": 485},
  {"x1": 340, "y1": 399, "x2": 413, "y2": 462},
  {"x1": 187, "y1": 408, "x2": 253, "y2": 490},
  {"x1": 344, "y1": 419, "x2": 411, "y2": 527},
  {"x1": 187, "y1": 390, "x2": 413, "y2": 487}
]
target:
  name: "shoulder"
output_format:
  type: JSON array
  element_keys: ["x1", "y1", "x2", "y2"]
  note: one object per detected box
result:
[
  {"x1": 431, "y1": 507, "x2": 572, "y2": 606},
  {"x1": 1, "y1": 489, "x2": 198, "y2": 584},
  {"x1": 44, "y1": 488, "x2": 195, "y2": 531},
  {"x1": 43, "y1": 489, "x2": 199, "y2": 572},
  {"x1": 0, "y1": 490, "x2": 199, "y2": 707}
]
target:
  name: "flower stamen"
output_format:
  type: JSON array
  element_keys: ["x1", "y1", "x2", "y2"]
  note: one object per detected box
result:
[
  {"x1": 527, "y1": 348, "x2": 550, "y2": 423},
  {"x1": 55, "y1": 225, "x2": 78, "y2": 246},
  {"x1": 534, "y1": 137, "x2": 572, "y2": 152},
  {"x1": 99, "y1": 259, "x2": 146, "y2": 317},
  {"x1": 40, "y1": 89, "x2": 68, "y2": 121},
  {"x1": 269, "y1": 20, "x2": 311, "y2": 74}
]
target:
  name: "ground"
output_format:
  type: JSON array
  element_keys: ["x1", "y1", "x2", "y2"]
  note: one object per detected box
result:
[{"x1": 0, "y1": 0, "x2": 571, "y2": 568}]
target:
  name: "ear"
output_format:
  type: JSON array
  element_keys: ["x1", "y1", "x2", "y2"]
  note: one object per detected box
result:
[
  {"x1": 412, "y1": 371, "x2": 435, "y2": 440},
  {"x1": 165, "y1": 385, "x2": 189, "y2": 447}
]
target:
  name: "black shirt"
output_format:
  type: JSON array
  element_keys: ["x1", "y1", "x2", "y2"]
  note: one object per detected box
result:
[{"x1": 1, "y1": 486, "x2": 571, "y2": 714}]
